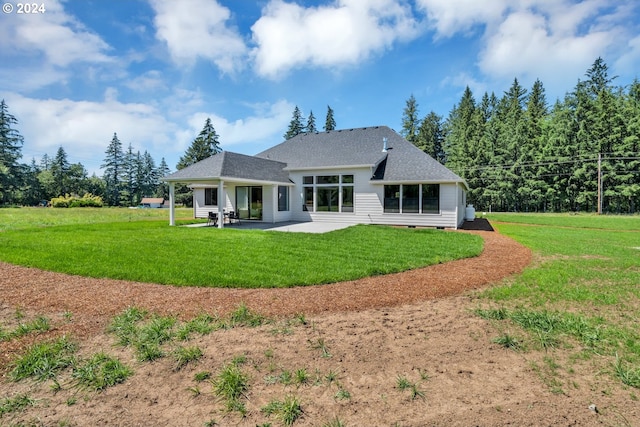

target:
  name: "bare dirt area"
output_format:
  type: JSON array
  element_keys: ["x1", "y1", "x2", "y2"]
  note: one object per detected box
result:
[{"x1": 1, "y1": 230, "x2": 638, "y2": 426}]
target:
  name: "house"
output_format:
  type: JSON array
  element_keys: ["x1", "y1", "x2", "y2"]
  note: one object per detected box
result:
[
  {"x1": 140, "y1": 197, "x2": 166, "y2": 208},
  {"x1": 162, "y1": 126, "x2": 468, "y2": 228}
]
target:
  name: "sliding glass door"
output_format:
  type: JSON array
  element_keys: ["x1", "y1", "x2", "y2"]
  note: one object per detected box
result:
[{"x1": 236, "y1": 186, "x2": 262, "y2": 220}]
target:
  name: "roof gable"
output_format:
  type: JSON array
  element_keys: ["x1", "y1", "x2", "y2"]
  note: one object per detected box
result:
[
  {"x1": 163, "y1": 151, "x2": 290, "y2": 183},
  {"x1": 163, "y1": 126, "x2": 465, "y2": 185},
  {"x1": 257, "y1": 126, "x2": 464, "y2": 183}
]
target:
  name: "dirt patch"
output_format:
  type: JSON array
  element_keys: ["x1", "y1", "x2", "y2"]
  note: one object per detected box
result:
[{"x1": 0, "y1": 230, "x2": 638, "y2": 426}]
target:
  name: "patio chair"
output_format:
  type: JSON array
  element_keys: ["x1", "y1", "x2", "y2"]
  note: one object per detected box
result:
[
  {"x1": 228, "y1": 211, "x2": 240, "y2": 225},
  {"x1": 207, "y1": 212, "x2": 218, "y2": 226}
]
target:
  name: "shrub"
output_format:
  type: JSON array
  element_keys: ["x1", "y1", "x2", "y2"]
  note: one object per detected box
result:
[{"x1": 50, "y1": 193, "x2": 103, "y2": 208}]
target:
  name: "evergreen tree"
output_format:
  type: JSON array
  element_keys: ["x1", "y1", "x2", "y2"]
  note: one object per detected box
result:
[
  {"x1": 121, "y1": 143, "x2": 139, "y2": 206},
  {"x1": 176, "y1": 118, "x2": 221, "y2": 207},
  {"x1": 324, "y1": 105, "x2": 336, "y2": 131},
  {"x1": 417, "y1": 111, "x2": 445, "y2": 163},
  {"x1": 101, "y1": 133, "x2": 125, "y2": 206},
  {"x1": 177, "y1": 118, "x2": 221, "y2": 169},
  {"x1": 617, "y1": 79, "x2": 640, "y2": 212},
  {"x1": 520, "y1": 79, "x2": 548, "y2": 211},
  {"x1": 444, "y1": 86, "x2": 477, "y2": 178},
  {"x1": 306, "y1": 110, "x2": 317, "y2": 133},
  {"x1": 141, "y1": 151, "x2": 158, "y2": 198},
  {"x1": 400, "y1": 94, "x2": 420, "y2": 145},
  {"x1": 0, "y1": 99, "x2": 24, "y2": 205},
  {"x1": 51, "y1": 146, "x2": 70, "y2": 196},
  {"x1": 284, "y1": 106, "x2": 305, "y2": 140},
  {"x1": 21, "y1": 158, "x2": 43, "y2": 206},
  {"x1": 155, "y1": 157, "x2": 171, "y2": 199}
]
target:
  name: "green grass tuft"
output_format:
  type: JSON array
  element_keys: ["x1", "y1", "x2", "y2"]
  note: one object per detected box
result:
[
  {"x1": 72, "y1": 352, "x2": 133, "y2": 390},
  {"x1": 261, "y1": 395, "x2": 303, "y2": 427},
  {"x1": 0, "y1": 394, "x2": 37, "y2": 417},
  {"x1": 10, "y1": 336, "x2": 77, "y2": 382}
]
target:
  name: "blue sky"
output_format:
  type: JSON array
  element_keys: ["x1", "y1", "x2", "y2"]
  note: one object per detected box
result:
[{"x1": 1, "y1": 0, "x2": 639, "y2": 175}]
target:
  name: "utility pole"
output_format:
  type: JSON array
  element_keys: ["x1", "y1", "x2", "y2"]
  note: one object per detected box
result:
[{"x1": 597, "y1": 153, "x2": 602, "y2": 215}]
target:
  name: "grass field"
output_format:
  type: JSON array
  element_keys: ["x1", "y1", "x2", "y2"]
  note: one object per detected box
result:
[
  {"x1": 480, "y1": 213, "x2": 640, "y2": 391},
  {"x1": 0, "y1": 208, "x2": 482, "y2": 288}
]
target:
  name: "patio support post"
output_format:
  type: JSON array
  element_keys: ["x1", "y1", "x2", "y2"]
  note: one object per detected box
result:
[
  {"x1": 218, "y1": 180, "x2": 224, "y2": 229},
  {"x1": 169, "y1": 182, "x2": 176, "y2": 226}
]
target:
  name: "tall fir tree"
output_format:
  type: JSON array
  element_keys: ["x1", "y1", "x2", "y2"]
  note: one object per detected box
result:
[
  {"x1": 306, "y1": 110, "x2": 317, "y2": 133},
  {"x1": 0, "y1": 99, "x2": 24, "y2": 205},
  {"x1": 101, "y1": 133, "x2": 125, "y2": 206},
  {"x1": 417, "y1": 111, "x2": 445, "y2": 163},
  {"x1": 324, "y1": 105, "x2": 336, "y2": 131},
  {"x1": 177, "y1": 118, "x2": 221, "y2": 170},
  {"x1": 155, "y1": 157, "x2": 171, "y2": 199},
  {"x1": 284, "y1": 106, "x2": 305, "y2": 140},
  {"x1": 400, "y1": 94, "x2": 420, "y2": 145},
  {"x1": 51, "y1": 146, "x2": 70, "y2": 197}
]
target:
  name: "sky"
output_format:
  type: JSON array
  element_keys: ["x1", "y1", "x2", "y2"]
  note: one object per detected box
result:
[{"x1": 1, "y1": 0, "x2": 639, "y2": 176}]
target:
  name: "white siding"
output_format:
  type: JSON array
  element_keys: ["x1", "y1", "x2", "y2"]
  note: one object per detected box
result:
[
  {"x1": 190, "y1": 175, "x2": 466, "y2": 228},
  {"x1": 192, "y1": 184, "x2": 232, "y2": 219},
  {"x1": 288, "y1": 169, "x2": 463, "y2": 228}
]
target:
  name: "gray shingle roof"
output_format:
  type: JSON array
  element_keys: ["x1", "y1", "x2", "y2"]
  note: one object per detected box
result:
[
  {"x1": 163, "y1": 151, "x2": 291, "y2": 184},
  {"x1": 257, "y1": 126, "x2": 465, "y2": 183},
  {"x1": 163, "y1": 126, "x2": 465, "y2": 186}
]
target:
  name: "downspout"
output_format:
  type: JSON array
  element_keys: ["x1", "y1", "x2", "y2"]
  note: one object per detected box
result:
[{"x1": 169, "y1": 182, "x2": 175, "y2": 226}]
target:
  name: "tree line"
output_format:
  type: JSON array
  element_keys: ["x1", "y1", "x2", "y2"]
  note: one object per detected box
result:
[
  {"x1": 401, "y1": 58, "x2": 640, "y2": 213},
  {"x1": 2, "y1": 58, "x2": 638, "y2": 212}
]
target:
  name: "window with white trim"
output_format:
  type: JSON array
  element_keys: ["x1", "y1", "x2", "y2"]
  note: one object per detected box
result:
[
  {"x1": 302, "y1": 174, "x2": 354, "y2": 213},
  {"x1": 204, "y1": 188, "x2": 218, "y2": 206}
]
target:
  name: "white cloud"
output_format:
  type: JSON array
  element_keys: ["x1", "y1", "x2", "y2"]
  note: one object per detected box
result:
[
  {"x1": 615, "y1": 35, "x2": 640, "y2": 76},
  {"x1": 478, "y1": 9, "x2": 615, "y2": 84},
  {"x1": 150, "y1": 0, "x2": 247, "y2": 73},
  {"x1": 204, "y1": 100, "x2": 294, "y2": 147},
  {"x1": 0, "y1": 0, "x2": 112, "y2": 67},
  {"x1": 5, "y1": 93, "x2": 177, "y2": 175},
  {"x1": 251, "y1": 0, "x2": 420, "y2": 79},
  {"x1": 5, "y1": 91, "x2": 294, "y2": 175},
  {"x1": 124, "y1": 70, "x2": 168, "y2": 92},
  {"x1": 417, "y1": 0, "x2": 637, "y2": 96},
  {"x1": 416, "y1": 0, "x2": 509, "y2": 38}
]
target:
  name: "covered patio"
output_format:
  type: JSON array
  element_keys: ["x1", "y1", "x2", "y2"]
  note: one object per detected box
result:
[{"x1": 162, "y1": 152, "x2": 293, "y2": 228}]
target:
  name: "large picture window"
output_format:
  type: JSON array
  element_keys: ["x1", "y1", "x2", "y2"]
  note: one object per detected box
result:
[
  {"x1": 204, "y1": 188, "x2": 218, "y2": 206},
  {"x1": 402, "y1": 184, "x2": 419, "y2": 213},
  {"x1": 302, "y1": 174, "x2": 354, "y2": 213},
  {"x1": 384, "y1": 184, "x2": 440, "y2": 214}
]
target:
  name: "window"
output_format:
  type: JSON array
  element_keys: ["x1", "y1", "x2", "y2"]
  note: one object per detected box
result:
[
  {"x1": 402, "y1": 185, "x2": 419, "y2": 213},
  {"x1": 317, "y1": 175, "x2": 339, "y2": 184},
  {"x1": 204, "y1": 188, "x2": 218, "y2": 206},
  {"x1": 384, "y1": 185, "x2": 400, "y2": 213},
  {"x1": 342, "y1": 186, "x2": 354, "y2": 212},
  {"x1": 422, "y1": 184, "x2": 439, "y2": 213},
  {"x1": 304, "y1": 187, "x2": 314, "y2": 211},
  {"x1": 317, "y1": 187, "x2": 339, "y2": 212},
  {"x1": 384, "y1": 184, "x2": 440, "y2": 214},
  {"x1": 302, "y1": 174, "x2": 354, "y2": 213},
  {"x1": 278, "y1": 186, "x2": 289, "y2": 211}
]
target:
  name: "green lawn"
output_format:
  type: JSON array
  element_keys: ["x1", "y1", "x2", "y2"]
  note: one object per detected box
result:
[
  {"x1": 0, "y1": 207, "x2": 195, "y2": 232},
  {"x1": 479, "y1": 213, "x2": 640, "y2": 391},
  {"x1": 0, "y1": 208, "x2": 482, "y2": 288}
]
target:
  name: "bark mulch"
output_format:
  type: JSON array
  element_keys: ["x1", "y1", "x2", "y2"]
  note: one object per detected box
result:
[{"x1": 0, "y1": 230, "x2": 530, "y2": 334}]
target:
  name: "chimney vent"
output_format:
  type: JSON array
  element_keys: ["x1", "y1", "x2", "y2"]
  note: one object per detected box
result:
[{"x1": 382, "y1": 137, "x2": 388, "y2": 152}]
